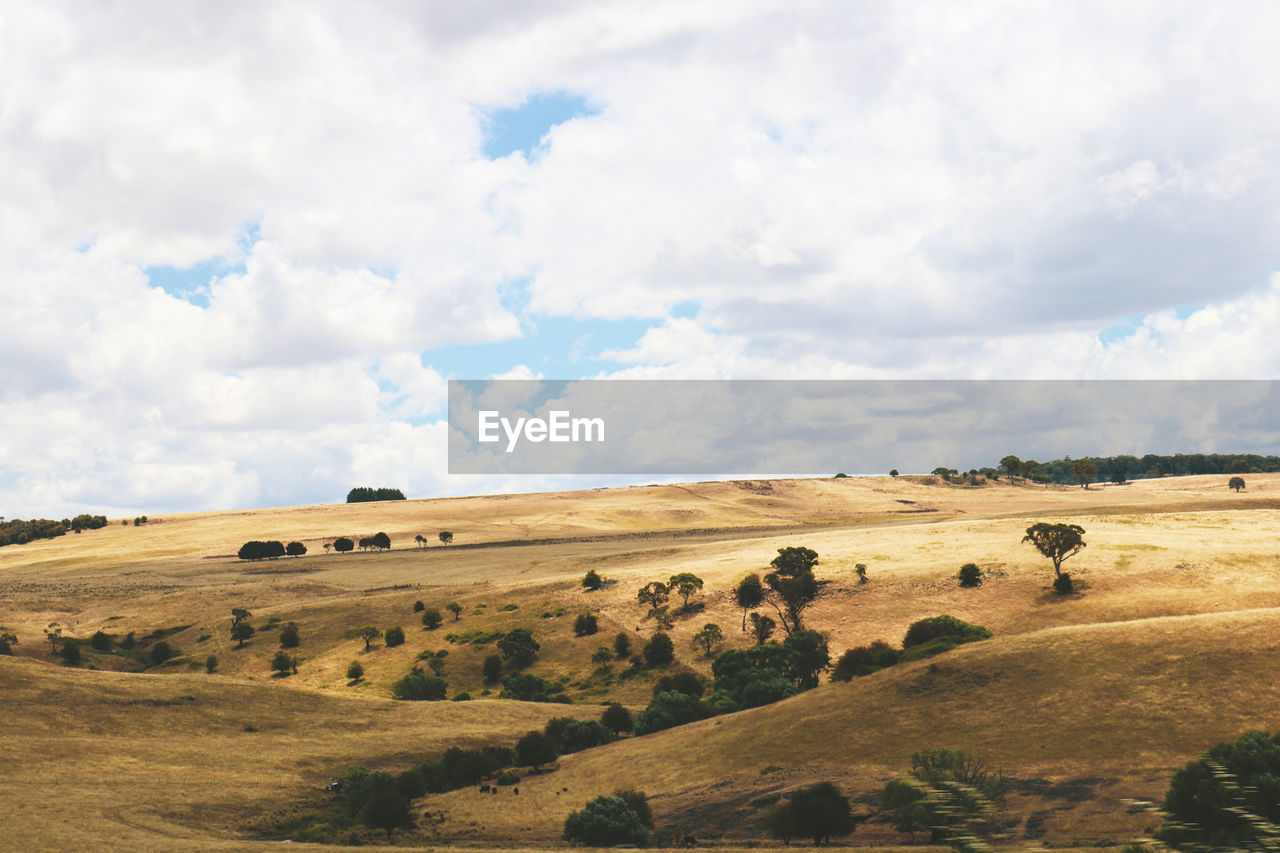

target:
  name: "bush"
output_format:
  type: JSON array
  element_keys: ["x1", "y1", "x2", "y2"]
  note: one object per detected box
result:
[
  {"x1": 516, "y1": 730, "x2": 559, "y2": 770},
  {"x1": 643, "y1": 632, "x2": 674, "y2": 666},
  {"x1": 613, "y1": 632, "x2": 632, "y2": 659},
  {"x1": 497, "y1": 628, "x2": 540, "y2": 668},
  {"x1": 634, "y1": 691, "x2": 708, "y2": 735},
  {"x1": 359, "y1": 788, "x2": 413, "y2": 837},
  {"x1": 563, "y1": 795, "x2": 650, "y2": 847},
  {"x1": 384, "y1": 626, "x2": 405, "y2": 647},
  {"x1": 90, "y1": 631, "x2": 112, "y2": 651},
  {"x1": 279, "y1": 622, "x2": 300, "y2": 648},
  {"x1": 205, "y1": 655, "x2": 218, "y2": 674},
  {"x1": 452, "y1": 692, "x2": 471, "y2": 701},
  {"x1": 395, "y1": 768, "x2": 427, "y2": 800},
  {"x1": 271, "y1": 650, "x2": 295, "y2": 675},
  {"x1": 769, "y1": 782, "x2": 856, "y2": 845},
  {"x1": 831, "y1": 641, "x2": 899, "y2": 680},
  {"x1": 500, "y1": 672, "x2": 563, "y2": 702},
  {"x1": 150, "y1": 641, "x2": 173, "y2": 665},
  {"x1": 482, "y1": 654, "x2": 502, "y2": 683},
  {"x1": 391, "y1": 670, "x2": 448, "y2": 701},
  {"x1": 346, "y1": 660, "x2": 364, "y2": 681},
  {"x1": 601, "y1": 703, "x2": 634, "y2": 735},
  {"x1": 613, "y1": 788, "x2": 654, "y2": 828},
  {"x1": 547, "y1": 718, "x2": 615, "y2": 753},
  {"x1": 573, "y1": 612, "x2": 599, "y2": 636},
  {"x1": 236, "y1": 540, "x2": 286, "y2": 561},
  {"x1": 653, "y1": 671, "x2": 706, "y2": 698},
  {"x1": 421, "y1": 608, "x2": 442, "y2": 630},
  {"x1": 1053, "y1": 572, "x2": 1074, "y2": 594},
  {"x1": 958, "y1": 563, "x2": 982, "y2": 587},
  {"x1": 1158, "y1": 729, "x2": 1280, "y2": 848},
  {"x1": 413, "y1": 600, "x2": 425, "y2": 613},
  {"x1": 496, "y1": 771, "x2": 520, "y2": 785},
  {"x1": 902, "y1": 615, "x2": 992, "y2": 649},
  {"x1": 346, "y1": 487, "x2": 406, "y2": 503},
  {"x1": 582, "y1": 569, "x2": 604, "y2": 591},
  {"x1": 285, "y1": 541, "x2": 307, "y2": 557},
  {"x1": 59, "y1": 641, "x2": 82, "y2": 665}
]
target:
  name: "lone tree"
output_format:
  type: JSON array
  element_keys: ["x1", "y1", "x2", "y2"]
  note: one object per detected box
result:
[
  {"x1": 279, "y1": 622, "x2": 300, "y2": 648},
  {"x1": 231, "y1": 612, "x2": 255, "y2": 648},
  {"x1": 643, "y1": 631, "x2": 674, "y2": 666},
  {"x1": 637, "y1": 581, "x2": 669, "y2": 616},
  {"x1": 498, "y1": 628, "x2": 540, "y2": 668},
  {"x1": 764, "y1": 546, "x2": 821, "y2": 635},
  {"x1": 0, "y1": 632, "x2": 17, "y2": 655},
  {"x1": 768, "y1": 782, "x2": 857, "y2": 846},
  {"x1": 445, "y1": 602, "x2": 462, "y2": 620},
  {"x1": 735, "y1": 573, "x2": 764, "y2": 630},
  {"x1": 1229, "y1": 476, "x2": 1246, "y2": 493},
  {"x1": 333, "y1": 537, "x2": 354, "y2": 555},
  {"x1": 286, "y1": 541, "x2": 307, "y2": 557},
  {"x1": 668, "y1": 572, "x2": 704, "y2": 610},
  {"x1": 438, "y1": 531, "x2": 453, "y2": 546},
  {"x1": 348, "y1": 626, "x2": 382, "y2": 651},
  {"x1": 563, "y1": 795, "x2": 650, "y2": 847},
  {"x1": 692, "y1": 623, "x2": 725, "y2": 657},
  {"x1": 999, "y1": 455, "x2": 1023, "y2": 480},
  {"x1": 1023, "y1": 522, "x2": 1086, "y2": 593},
  {"x1": 271, "y1": 650, "x2": 295, "y2": 676},
  {"x1": 582, "y1": 569, "x2": 604, "y2": 591}
]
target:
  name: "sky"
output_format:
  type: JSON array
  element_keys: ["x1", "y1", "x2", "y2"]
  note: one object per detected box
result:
[{"x1": 3, "y1": 1, "x2": 1280, "y2": 516}]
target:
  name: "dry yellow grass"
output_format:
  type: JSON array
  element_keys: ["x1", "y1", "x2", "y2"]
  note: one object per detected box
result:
[{"x1": 2, "y1": 472, "x2": 1278, "y2": 850}]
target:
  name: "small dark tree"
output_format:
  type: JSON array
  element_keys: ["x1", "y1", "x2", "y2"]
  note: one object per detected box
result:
[
  {"x1": 421, "y1": 608, "x2": 442, "y2": 630},
  {"x1": 391, "y1": 669, "x2": 448, "y2": 700},
  {"x1": 279, "y1": 622, "x2": 300, "y2": 648},
  {"x1": 771, "y1": 782, "x2": 856, "y2": 845},
  {"x1": 90, "y1": 631, "x2": 112, "y2": 651},
  {"x1": 854, "y1": 563, "x2": 868, "y2": 584},
  {"x1": 0, "y1": 632, "x2": 18, "y2": 655},
  {"x1": 601, "y1": 703, "x2": 633, "y2": 735},
  {"x1": 231, "y1": 608, "x2": 251, "y2": 627},
  {"x1": 446, "y1": 602, "x2": 462, "y2": 620},
  {"x1": 749, "y1": 612, "x2": 776, "y2": 645},
  {"x1": 45, "y1": 624, "x2": 62, "y2": 652},
  {"x1": 59, "y1": 641, "x2": 82, "y2": 665},
  {"x1": 205, "y1": 655, "x2": 218, "y2": 673},
  {"x1": 414, "y1": 534, "x2": 426, "y2": 549},
  {"x1": 360, "y1": 788, "x2": 413, "y2": 838},
  {"x1": 346, "y1": 660, "x2": 364, "y2": 681},
  {"x1": 613, "y1": 632, "x2": 632, "y2": 659},
  {"x1": 438, "y1": 531, "x2": 453, "y2": 545},
  {"x1": 563, "y1": 795, "x2": 649, "y2": 846},
  {"x1": 1071, "y1": 459, "x2": 1098, "y2": 489},
  {"x1": 333, "y1": 537, "x2": 354, "y2": 554},
  {"x1": 573, "y1": 612, "x2": 599, "y2": 636},
  {"x1": 1023, "y1": 522, "x2": 1086, "y2": 593},
  {"x1": 413, "y1": 600, "x2": 425, "y2": 612},
  {"x1": 958, "y1": 563, "x2": 982, "y2": 587},
  {"x1": 384, "y1": 626, "x2": 405, "y2": 647},
  {"x1": 271, "y1": 650, "x2": 294, "y2": 675},
  {"x1": 482, "y1": 654, "x2": 503, "y2": 682},
  {"x1": 582, "y1": 569, "x2": 604, "y2": 590},
  {"x1": 692, "y1": 623, "x2": 725, "y2": 657},
  {"x1": 231, "y1": 622, "x2": 255, "y2": 648},
  {"x1": 150, "y1": 641, "x2": 173, "y2": 665},
  {"x1": 592, "y1": 646, "x2": 614, "y2": 668},
  {"x1": 889, "y1": 468, "x2": 899, "y2": 477},
  {"x1": 643, "y1": 632, "x2": 674, "y2": 666},
  {"x1": 735, "y1": 573, "x2": 764, "y2": 630},
  {"x1": 516, "y1": 730, "x2": 559, "y2": 770},
  {"x1": 286, "y1": 541, "x2": 307, "y2": 557},
  {"x1": 634, "y1": 690, "x2": 706, "y2": 735},
  {"x1": 498, "y1": 628, "x2": 540, "y2": 668},
  {"x1": 371, "y1": 531, "x2": 391, "y2": 551},
  {"x1": 764, "y1": 546, "x2": 820, "y2": 635},
  {"x1": 1158, "y1": 729, "x2": 1280, "y2": 848},
  {"x1": 637, "y1": 581, "x2": 669, "y2": 616},
  {"x1": 1229, "y1": 476, "x2": 1246, "y2": 493},
  {"x1": 348, "y1": 626, "x2": 381, "y2": 651},
  {"x1": 668, "y1": 572, "x2": 705, "y2": 610},
  {"x1": 783, "y1": 629, "x2": 830, "y2": 689}
]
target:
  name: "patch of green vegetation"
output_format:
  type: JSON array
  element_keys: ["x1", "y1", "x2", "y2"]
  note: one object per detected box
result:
[
  {"x1": 499, "y1": 603, "x2": 519, "y2": 612},
  {"x1": 443, "y1": 629, "x2": 504, "y2": 646},
  {"x1": 196, "y1": 634, "x2": 211, "y2": 643}
]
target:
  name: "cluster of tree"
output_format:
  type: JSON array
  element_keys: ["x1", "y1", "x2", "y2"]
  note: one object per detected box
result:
[
  {"x1": 231, "y1": 608, "x2": 255, "y2": 647},
  {"x1": 996, "y1": 452, "x2": 1280, "y2": 485},
  {"x1": 880, "y1": 749, "x2": 1008, "y2": 844},
  {"x1": 357, "y1": 532, "x2": 391, "y2": 552},
  {"x1": 831, "y1": 615, "x2": 993, "y2": 681},
  {"x1": 563, "y1": 790, "x2": 653, "y2": 847},
  {"x1": 1158, "y1": 729, "x2": 1280, "y2": 849},
  {"x1": 636, "y1": 572, "x2": 706, "y2": 625},
  {"x1": 68, "y1": 514, "x2": 109, "y2": 533},
  {"x1": 0, "y1": 517, "x2": 68, "y2": 548},
  {"x1": 237, "y1": 540, "x2": 285, "y2": 560},
  {"x1": 346, "y1": 487, "x2": 406, "y2": 503},
  {"x1": 391, "y1": 668, "x2": 448, "y2": 700},
  {"x1": 413, "y1": 531, "x2": 453, "y2": 547},
  {"x1": 130, "y1": 516, "x2": 149, "y2": 526}
]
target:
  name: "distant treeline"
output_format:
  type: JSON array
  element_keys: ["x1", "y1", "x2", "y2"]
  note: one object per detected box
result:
[
  {"x1": 1006, "y1": 453, "x2": 1279, "y2": 484},
  {"x1": 0, "y1": 514, "x2": 109, "y2": 549},
  {"x1": 346, "y1": 487, "x2": 406, "y2": 503}
]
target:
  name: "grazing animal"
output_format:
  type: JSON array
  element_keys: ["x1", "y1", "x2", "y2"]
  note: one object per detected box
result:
[
  {"x1": 479, "y1": 785, "x2": 490, "y2": 793},
  {"x1": 513, "y1": 787, "x2": 519, "y2": 795}
]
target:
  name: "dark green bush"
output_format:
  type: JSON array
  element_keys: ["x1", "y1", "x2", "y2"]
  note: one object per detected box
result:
[
  {"x1": 634, "y1": 690, "x2": 708, "y2": 735},
  {"x1": 90, "y1": 631, "x2": 112, "y2": 651},
  {"x1": 421, "y1": 608, "x2": 442, "y2": 630},
  {"x1": 390, "y1": 670, "x2": 447, "y2": 701},
  {"x1": 563, "y1": 795, "x2": 650, "y2": 847},
  {"x1": 482, "y1": 654, "x2": 502, "y2": 683},
  {"x1": 958, "y1": 563, "x2": 982, "y2": 587},
  {"x1": 831, "y1": 641, "x2": 899, "y2": 680},
  {"x1": 902, "y1": 615, "x2": 992, "y2": 649},
  {"x1": 150, "y1": 641, "x2": 173, "y2": 665},
  {"x1": 59, "y1": 641, "x2": 82, "y2": 665},
  {"x1": 395, "y1": 768, "x2": 427, "y2": 800},
  {"x1": 412, "y1": 600, "x2": 425, "y2": 612},
  {"x1": 516, "y1": 730, "x2": 559, "y2": 770},
  {"x1": 601, "y1": 703, "x2": 634, "y2": 735},
  {"x1": 582, "y1": 569, "x2": 604, "y2": 591},
  {"x1": 384, "y1": 626, "x2": 405, "y2": 647},
  {"x1": 653, "y1": 671, "x2": 706, "y2": 698},
  {"x1": 547, "y1": 718, "x2": 614, "y2": 753},
  {"x1": 642, "y1": 632, "x2": 674, "y2": 666},
  {"x1": 499, "y1": 672, "x2": 563, "y2": 702},
  {"x1": 614, "y1": 632, "x2": 632, "y2": 658},
  {"x1": 573, "y1": 612, "x2": 598, "y2": 636},
  {"x1": 279, "y1": 622, "x2": 300, "y2": 648}
]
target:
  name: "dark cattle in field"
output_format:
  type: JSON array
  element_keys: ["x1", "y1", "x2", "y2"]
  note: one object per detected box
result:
[
  {"x1": 513, "y1": 787, "x2": 519, "y2": 795},
  {"x1": 479, "y1": 785, "x2": 490, "y2": 793}
]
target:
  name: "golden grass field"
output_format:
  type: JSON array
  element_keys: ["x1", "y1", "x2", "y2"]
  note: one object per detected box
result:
[{"x1": 3, "y1": 472, "x2": 1279, "y2": 851}]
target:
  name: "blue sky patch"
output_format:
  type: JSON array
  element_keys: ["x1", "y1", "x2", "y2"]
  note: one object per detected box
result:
[{"x1": 481, "y1": 91, "x2": 600, "y2": 160}]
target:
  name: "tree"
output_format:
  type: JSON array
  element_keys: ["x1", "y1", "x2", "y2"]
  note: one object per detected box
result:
[
  {"x1": 348, "y1": 626, "x2": 382, "y2": 651},
  {"x1": 0, "y1": 632, "x2": 18, "y2": 655},
  {"x1": 371, "y1": 531, "x2": 391, "y2": 551},
  {"x1": 1229, "y1": 476, "x2": 1246, "y2": 493},
  {"x1": 516, "y1": 730, "x2": 558, "y2": 770},
  {"x1": 421, "y1": 608, "x2": 443, "y2": 629},
  {"x1": 271, "y1": 650, "x2": 295, "y2": 676},
  {"x1": 391, "y1": 670, "x2": 447, "y2": 700},
  {"x1": 692, "y1": 623, "x2": 725, "y2": 657},
  {"x1": 643, "y1": 632, "x2": 674, "y2": 666},
  {"x1": 880, "y1": 749, "x2": 1007, "y2": 843},
  {"x1": 438, "y1": 531, "x2": 453, "y2": 545},
  {"x1": 668, "y1": 572, "x2": 704, "y2": 609},
  {"x1": 231, "y1": 622, "x2": 255, "y2": 648},
  {"x1": 749, "y1": 612, "x2": 776, "y2": 645},
  {"x1": 764, "y1": 546, "x2": 820, "y2": 635},
  {"x1": 634, "y1": 690, "x2": 706, "y2": 735},
  {"x1": 613, "y1": 632, "x2": 632, "y2": 659},
  {"x1": 932, "y1": 466, "x2": 956, "y2": 481},
  {"x1": 735, "y1": 573, "x2": 764, "y2": 630},
  {"x1": 582, "y1": 569, "x2": 604, "y2": 591},
  {"x1": 573, "y1": 612, "x2": 598, "y2": 636},
  {"x1": 280, "y1": 622, "x2": 300, "y2": 648},
  {"x1": 999, "y1": 455, "x2": 1023, "y2": 480},
  {"x1": 601, "y1": 703, "x2": 633, "y2": 735},
  {"x1": 231, "y1": 608, "x2": 251, "y2": 628},
  {"x1": 445, "y1": 602, "x2": 462, "y2": 620},
  {"x1": 498, "y1": 628, "x2": 540, "y2": 668},
  {"x1": 323, "y1": 543, "x2": 332, "y2": 555},
  {"x1": 150, "y1": 641, "x2": 173, "y2": 666},
  {"x1": 91, "y1": 630, "x2": 112, "y2": 651},
  {"x1": 592, "y1": 646, "x2": 614, "y2": 668},
  {"x1": 346, "y1": 487, "x2": 406, "y2": 503},
  {"x1": 346, "y1": 660, "x2": 364, "y2": 681},
  {"x1": 783, "y1": 630, "x2": 830, "y2": 689},
  {"x1": 958, "y1": 563, "x2": 982, "y2": 587},
  {"x1": 205, "y1": 655, "x2": 218, "y2": 674},
  {"x1": 45, "y1": 623, "x2": 62, "y2": 652},
  {"x1": 384, "y1": 626, "x2": 405, "y2": 647},
  {"x1": 1071, "y1": 459, "x2": 1098, "y2": 489},
  {"x1": 637, "y1": 581, "x2": 669, "y2": 616},
  {"x1": 333, "y1": 537, "x2": 354, "y2": 554},
  {"x1": 1158, "y1": 729, "x2": 1280, "y2": 849},
  {"x1": 770, "y1": 782, "x2": 857, "y2": 845},
  {"x1": 414, "y1": 534, "x2": 426, "y2": 549},
  {"x1": 482, "y1": 654, "x2": 503, "y2": 682},
  {"x1": 855, "y1": 563, "x2": 868, "y2": 584},
  {"x1": 889, "y1": 468, "x2": 899, "y2": 477},
  {"x1": 60, "y1": 641, "x2": 82, "y2": 665},
  {"x1": 1023, "y1": 522, "x2": 1086, "y2": 592},
  {"x1": 563, "y1": 795, "x2": 650, "y2": 847},
  {"x1": 359, "y1": 788, "x2": 413, "y2": 838},
  {"x1": 285, "y1": 541, "x2": 307, "y2": 557}
]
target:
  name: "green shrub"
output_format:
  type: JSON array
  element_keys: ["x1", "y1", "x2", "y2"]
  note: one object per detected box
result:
[
  {"x1": 391, "y1": 670, "x2": 447, "y2": 701},
  {"x1": 958, "y1": 563, "x2": 982, "y2": 587},
  {"x1": 642, "y1": 632, "x2": 674, "y2": 666},
  {"x1": 653, "y1": 671, "x2": 705, "y2": 698},
  {"x1": 90, "y1": 631, "x2": 112, "y2": 651},
  {"x1": 346, "y1": 660, "x2": 363, "y2": 681},
  {"x1": 482, "y1": 654, "x2": 502, "y2": 683},
  {"x1": 831, "y1": 641, "x2": 899, "y2": 680},
  {"x1": 563, "y1": 795, "x2": 650, "y2": 847},
  {"x1": 421, "y1": 608, "x2": 442, "y2": 630},
  {"x1": 497, "y1": 628, "x2": 540, "y2": 668},
  {"x1": 768, "y1": 782, "x2": 856, "y2": 845},
  {"x1": 205, "y1": 655, "x2": 218, "y2": 674},
  {"x1": 150, "y1": 641, "x2": 173, "y2": 665},
  {"x1": 902, "y1": 615, "x2": 992, "y2": 649},
  {"x1": 271, "y1": 650, "x2": 295, "y2": 675},
  {"x1": 1158, "y1": 729, "x2": 1280, "y2": 848},
  {"x1": 573, "y1": 612, "x2": 598, "y2": 636},
  {"x1": 384, "y1": 626, "x2": 405, "y2": 647},
  {"x1": 412, "y1": 600, "x2": 425, "y2": 612},
  {"x1": 279, "y1": 622, "x2": 300, "y2": 648},
  {"x1": 516, "y1": 730, "x2": 559, "y2": 770},
  {"x1": 634, "y1": 691, "x2": 708, "y2": 735},
  {"x1": 582, "y1": 569, "x2": 604, "y2": 591},
  {"x1": 59, "y1": 641, "x2": 82, "y2": 665},
  {"x1": 451, "y1": 692, "x2": 471, "y2": 701},
  {"x1": 601, "y1": 703, "x2": 634, "y2": 735},
  {"x1": 547, "y1": 718, "x2": 614, "y2": 753},
  {"x1": 614, "y1": 632, "x2": 632, "y2": 659},
  {"x1": 395, "y1": 768, "x2": 427, "y2": 800},
  {"x1": 500, "y1": 672, "x2": 563, "y2": 702}
]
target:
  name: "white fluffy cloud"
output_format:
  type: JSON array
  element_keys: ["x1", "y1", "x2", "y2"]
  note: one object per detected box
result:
[{"x1": 2, "y1": 1, "x2": 1279, "y2": 514}]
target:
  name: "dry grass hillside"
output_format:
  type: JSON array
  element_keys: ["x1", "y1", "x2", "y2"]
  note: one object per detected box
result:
[{"x1": 2, "y1": 472, "x2": 1278, "y2": 851}]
